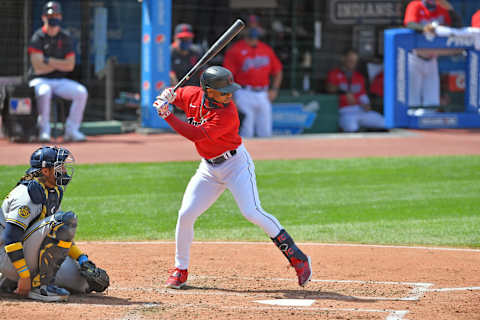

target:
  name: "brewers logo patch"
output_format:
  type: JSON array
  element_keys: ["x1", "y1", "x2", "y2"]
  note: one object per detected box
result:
[{"x1": 18, "y1": 206, "x2": 31, "y2": 218}]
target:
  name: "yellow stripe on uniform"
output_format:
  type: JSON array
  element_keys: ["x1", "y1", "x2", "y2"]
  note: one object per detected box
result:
[
  {"x1": 12, "y1": 259, "x2": 27, "y2": 270},
  {"x1": 57, "y1": 240, "x2": 72, "y2": 248},
  {"x1": 5, "y1": 218, "x2": 27, "y2": 230},
  {"x1": 12, "y1": 258, "x2": 30, "y2": 278},
  {"x1": 23, "y1": 220, "x2": 51, "y2": 241},
  {"x1": 4, "y1": 242, "x2": 23, "y2": 253}
]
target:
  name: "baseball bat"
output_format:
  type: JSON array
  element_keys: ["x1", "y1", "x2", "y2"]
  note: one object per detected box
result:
[{"x1": 173, "y1": 19, "x2": 245, "y2": 92}]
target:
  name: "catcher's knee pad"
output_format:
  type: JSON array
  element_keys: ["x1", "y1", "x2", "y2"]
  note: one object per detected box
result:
[{"x1": 51, "y1": 211, "x2": 78, "y2": 241}]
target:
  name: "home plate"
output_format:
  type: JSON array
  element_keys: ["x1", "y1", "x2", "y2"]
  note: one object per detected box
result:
[{"x1": 254, "y1": 299, "x2": 316, "y2": 307}]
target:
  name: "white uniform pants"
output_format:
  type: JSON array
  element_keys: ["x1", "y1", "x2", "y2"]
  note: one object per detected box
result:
[
  {"x1": 234, "y1": 89, "x2": 272, "y2": 138},
  {"x1": 407, "y1": 53, "x2": 440, "y2": 107},
  {"x1": 29, "y1": 77, "x2": 88, "y2": 135},
  {"x1": 339, "y1": 105, "x2": 385, "y2": 132},
  {"x1": 174, "y1": 144, "x2": 283, "y2": 269}
]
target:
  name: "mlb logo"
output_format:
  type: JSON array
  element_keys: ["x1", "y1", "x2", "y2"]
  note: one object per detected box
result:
[{"x1": 9, "y1": 97, "x2": 32, "y2": 115}]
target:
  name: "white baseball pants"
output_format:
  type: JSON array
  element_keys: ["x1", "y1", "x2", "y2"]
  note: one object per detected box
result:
[
  {"x1": 234, "y1": 89, "x2": 272, "y2": 138},
  {"x1": 407, "y1": 53, "x2": 440, "y2": 107},
  {"x1": 339, "y1": 105, "x2": 385, "y2": 132},
  {"x1": 29, "y1": 77, "x2": 88, "y2": 134},
  {"x1": 174, "y1": 144, "x2": 283, "y2": 269}
]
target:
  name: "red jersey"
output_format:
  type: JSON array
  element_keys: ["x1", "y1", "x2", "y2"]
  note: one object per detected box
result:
[
  {"x1": 472, "y1": 9, "x2": 480, "y2": 28},
  {"x1": 404, "y1": 1, "x2": 452, "y2": 26},
  {"x1": 370, "y1": 71, "x2": 384, "y2": 97},
  {"x1": 164, "y1": 86, "x2": 242, "y2": 159},
  {"x1": 326, "y1": 68, "x2": 368, "y2": 108},
  {"x1": 223, "y1": 40, "x2": 282, "y2": 87}
]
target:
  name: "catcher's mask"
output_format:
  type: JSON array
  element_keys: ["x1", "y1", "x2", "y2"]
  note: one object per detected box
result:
[
  {"x1": 27, "y1": 146, "x2": 75, "y2": 186},
  {"x1": 200, "y1": 66, "x2": 240, "y2": 107}
]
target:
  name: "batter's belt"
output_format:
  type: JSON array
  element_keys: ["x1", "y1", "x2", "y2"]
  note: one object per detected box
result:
[{"x1": 205, "y1": 149, "x2": 237, "y2": 166}]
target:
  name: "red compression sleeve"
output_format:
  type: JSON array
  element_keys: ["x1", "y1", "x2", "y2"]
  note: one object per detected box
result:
[{"x1": 164, "y1": 113, "x2": 210, "y2": 142}]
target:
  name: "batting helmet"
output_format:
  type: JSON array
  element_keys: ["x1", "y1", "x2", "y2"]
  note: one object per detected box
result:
[
  {"x1": 200, "y1": 66, "x2": 241, "y2": 94},
  {"x1": 27, "y1": 146, "x2": 75, "y2": 186}
]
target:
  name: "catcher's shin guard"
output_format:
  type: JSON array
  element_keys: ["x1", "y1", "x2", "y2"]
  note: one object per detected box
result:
[{"x1": 33, "y1": 211, "x2": 77, "y2": 287}]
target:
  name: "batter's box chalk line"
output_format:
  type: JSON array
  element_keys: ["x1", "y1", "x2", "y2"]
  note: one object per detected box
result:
[
  {"x1": 191, "y1": 275, "x2": 434, "y2": 301},
  {"x1": 110, "y1": 280, "x2": 480, "y2": 320}
]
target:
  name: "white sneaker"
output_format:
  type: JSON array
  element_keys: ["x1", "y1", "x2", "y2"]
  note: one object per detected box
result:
[
  {"x1": 28, "y1": 285, "x2": 70, "y2": 302},
  {"x1": 38, "y1": 131, "x2": 51, "y2": 142},
  {"x1": 64, "y1": 129, "x2": 86, "y2": 142}
]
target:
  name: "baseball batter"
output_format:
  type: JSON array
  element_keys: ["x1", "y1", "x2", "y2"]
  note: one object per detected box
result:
[
  {"x1": 28, "y1": 1, "x2": 88, "y2": 142},
  {"x1": 154, "y1": 66, "x2": 312, "y2": 289},
  {"x1": 223, "y1": 24, "x2": 283, "y2": 138},
  {"x1": 0, "y1": 146, "x2": 109, "y2": 302},
  {"x1": 404, "y1": 0, "x2": 455, "y2": 107}
]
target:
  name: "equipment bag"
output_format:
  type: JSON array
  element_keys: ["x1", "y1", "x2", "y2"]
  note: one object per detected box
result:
[{"x1": 1, "y1": 83, "x2": 38, "y2": 142}]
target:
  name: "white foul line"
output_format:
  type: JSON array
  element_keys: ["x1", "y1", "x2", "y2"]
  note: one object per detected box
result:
[
  {"x1": 426, "y1": 286, "x2": 480, "y2": 292},
  {"x1": 77, "y1": 240, "x2": 480, "y2": 253}
]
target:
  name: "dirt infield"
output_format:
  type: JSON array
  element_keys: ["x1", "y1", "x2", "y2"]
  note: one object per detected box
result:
[{"x1": 1, "y1": 129, "x2": 480, "y2": 320}]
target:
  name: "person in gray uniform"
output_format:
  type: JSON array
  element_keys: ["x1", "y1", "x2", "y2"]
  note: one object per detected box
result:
[{"x1": 0, "y1": 146, "x2": 109, "y2": 302}]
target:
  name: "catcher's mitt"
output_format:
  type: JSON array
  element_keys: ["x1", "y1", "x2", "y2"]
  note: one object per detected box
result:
[{"x1": 80, "y1": 260, "x2": 110, "y2": 293}]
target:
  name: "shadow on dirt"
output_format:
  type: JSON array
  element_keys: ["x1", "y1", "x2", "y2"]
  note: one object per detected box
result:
[
  {"x1": 183, "y1": 285, "x2": 377, "y2": 303},
  {"x1": 0, "y1": 292, "x2": 145, "y2": 306}
]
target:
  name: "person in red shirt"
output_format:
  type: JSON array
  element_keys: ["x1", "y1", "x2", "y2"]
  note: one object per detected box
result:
[
  {"x1": 153, "y1": 66, "x2": 312, "y2": 290},
  {"x1": 404, "y1": 0, "x2": 460, "y2": 108},
  {"x1": 223, "y1": 15, "x2": 283, "y2": 138},
  {"x1": 472, "y1": 9, "x2": 480, "y2": 28},
  {"x1": 326, "y1": 49, "x2": 385, "y2": 132}
]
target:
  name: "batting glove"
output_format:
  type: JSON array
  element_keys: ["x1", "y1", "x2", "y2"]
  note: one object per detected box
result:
[
  {"x1": 153, "y1": 99, "x2": 171, "y2": 119},
  {"x1": 158, "y1": 87, "x2": 176, "y2": 104}
]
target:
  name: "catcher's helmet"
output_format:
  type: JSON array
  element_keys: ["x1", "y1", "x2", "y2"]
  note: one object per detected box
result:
[
  {"x1": 200, "y1": 66, "x2": 240, "y2": 94},
  {"x1": 27, "y1": 146, "x2": 75, "y2": 186}
]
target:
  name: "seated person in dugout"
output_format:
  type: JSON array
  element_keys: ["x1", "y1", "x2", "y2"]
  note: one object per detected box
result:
[{"x1": 326, "y1": 49, "x2": 386, "y2": 132}]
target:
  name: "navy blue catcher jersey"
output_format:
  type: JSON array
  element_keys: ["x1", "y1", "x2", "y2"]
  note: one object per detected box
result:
[{"x1": 28, "y1": 26, "x2": 75, "y2": 79}]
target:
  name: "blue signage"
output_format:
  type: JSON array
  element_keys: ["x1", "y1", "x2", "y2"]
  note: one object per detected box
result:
[
  {"x1": 272, "y1": 103, "x2": 317, "y2": 135},
  {"x1": 141, "y1": 0, "x2": 171, "y2": 129},
  {"x1": 384, "y1": 28, "x2": 480, "y2": 129}
]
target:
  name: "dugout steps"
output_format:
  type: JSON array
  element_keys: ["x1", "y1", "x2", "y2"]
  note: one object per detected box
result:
[{"x1": 51, "y1": 120, "x2": 125, "y2": 136}]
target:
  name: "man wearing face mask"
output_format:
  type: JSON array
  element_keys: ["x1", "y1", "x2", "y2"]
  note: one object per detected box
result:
[
  {"x1": 223, "y1": 15, "x2": 283, "y2": 138},
  {"x1": 403, "y1": 0, "x2": 461, "y2": 111},
  {"x1": 170, "y1": 23, "x2": 204, "y2": 88},
  {"x1": 28, "y1": 1, "x2": 88, "y2": 142}
]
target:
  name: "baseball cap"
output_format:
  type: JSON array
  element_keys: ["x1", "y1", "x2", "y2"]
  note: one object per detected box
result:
[
  {"x1": 43, "y1": 1, "x2": 62, "y2": 15},
  {"x1": 174, "y1": 23, "x2": 194, "y2": 39}
]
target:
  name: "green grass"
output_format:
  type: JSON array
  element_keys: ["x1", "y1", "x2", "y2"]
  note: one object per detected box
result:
[{"x1": 1, "y1": 155, "x2": 479, "y2": 247}]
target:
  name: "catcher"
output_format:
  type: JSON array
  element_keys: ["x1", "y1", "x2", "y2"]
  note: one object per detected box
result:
[{"x1": 0, "y1": 146, "x2": 109, "y2": 302}]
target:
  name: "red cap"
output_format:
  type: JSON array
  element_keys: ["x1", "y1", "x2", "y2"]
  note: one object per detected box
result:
[{"x1": 174, "y1": 23, "x2": 194, "y2": 39}]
